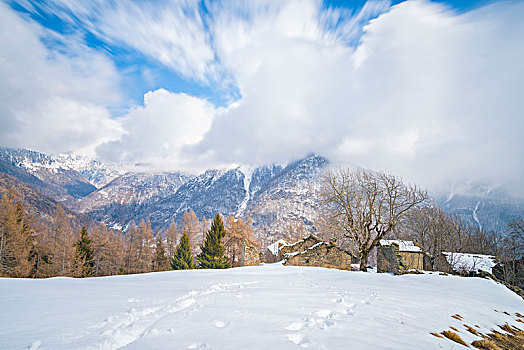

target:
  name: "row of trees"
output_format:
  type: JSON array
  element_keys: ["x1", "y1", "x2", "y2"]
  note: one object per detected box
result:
[
  {"x1": 172, "y1": 214, "x2": 229, "y2": 269},
  {"x1": 0, "y1": 187, "x2": 257, "y2": 278}
]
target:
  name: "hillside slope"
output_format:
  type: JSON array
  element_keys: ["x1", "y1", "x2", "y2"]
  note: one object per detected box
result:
[{"x1": 0, "y1": 264, "x2": 522, "y2": 349}]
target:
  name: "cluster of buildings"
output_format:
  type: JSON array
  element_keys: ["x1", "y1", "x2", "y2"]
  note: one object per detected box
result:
[
  {"x1": 258, "y1": 235, "x2": 498, "y2": 276},
  {"x1": 239, "y1": 234, "x2": 498, "y2": 276}
]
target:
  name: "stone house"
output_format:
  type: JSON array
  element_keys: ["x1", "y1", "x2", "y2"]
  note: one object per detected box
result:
[
  {"x1": 283, "y1": 236, "x2": 358, "y2": 270},
  {"x1": 434, "y1": 252, "x2": 497, "y2": 275},
  {"x1": 377, "y1": 240, "x2": 425, "y2": 274},
  {"x1": 240, "y1": 240, "x2": 263, "y2": 266},
  {"x1": 280, "y1": 235, "x2": 323, "y2": 257}
]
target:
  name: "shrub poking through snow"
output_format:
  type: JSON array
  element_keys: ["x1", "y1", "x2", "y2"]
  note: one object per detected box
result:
[
  {"x1": 464, "y1": 324, "x2": 479, "y2": 336},
  {"x1": 471, "y1": 339, "x2": 501, "y2": 349},
  {"x1": 471, "y1": 326, "x2": 524, "y2": 349},
  {"x1": 441, "y1": 330, "x2": 469, "y2": 347},
  {"x1": 430, "y1": 332, "x2": 443, "y2": 338}
]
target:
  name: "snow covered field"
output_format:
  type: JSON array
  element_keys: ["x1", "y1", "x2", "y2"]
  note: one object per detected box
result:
[{"x1": 1, "y1": 263, "x2": 523, "y2": 349}]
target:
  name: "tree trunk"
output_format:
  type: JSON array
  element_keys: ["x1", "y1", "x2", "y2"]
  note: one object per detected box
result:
[{"x1": 360, "y1": 250, "x2": 369, "y2": 272}]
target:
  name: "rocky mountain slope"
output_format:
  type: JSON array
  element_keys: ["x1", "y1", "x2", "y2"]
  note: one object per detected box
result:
[
  {"x1": 438, "y1": 182, "x2": 524, "y2": 233},
  {"x1": 0, "y1": 171, "x2": 96, "y2": 230},
  {"x1": 1, "y1": 147, "x2": 522, "y2": 239}
]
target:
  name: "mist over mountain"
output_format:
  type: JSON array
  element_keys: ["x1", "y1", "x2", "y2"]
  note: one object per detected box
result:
[{"x1": 0, "y1": 147, "x2": 522, "y2": 240}]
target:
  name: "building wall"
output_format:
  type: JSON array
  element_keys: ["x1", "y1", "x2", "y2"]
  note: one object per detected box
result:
[
  {"x1": 377, "y1": 246, "x2": 400, "y2": 274},
  {"x1": 284, "y1": 244, "x2": 357, "y2": 270},
  {"x1": 241, "y1": 243, "x2": 261, "y2": 266},
  {"x1": 400, "y1": 252, "x2": 424, "y2": 270},
  {"x1": 377, "y1": 244, "x2": 425, "y2": 274},
  {"x1": 240, "y1": 241, "x2": 262, "y2": 266}
]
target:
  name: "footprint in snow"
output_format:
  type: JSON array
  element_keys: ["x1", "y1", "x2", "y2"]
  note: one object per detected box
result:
[
  {"x1": 213, "y1": 320, "x2": 231, "y2": 328},
  {"x1": 314, "y1": 309, "x2": 333, "y2": 318},
  {"x1": 332, "y1": 297, "x2": 357, "y2": 315},
  {"x1": 187, "y1": 342, "x2": 210, "y2": 349},
  {"x1": 29, "y1": 340, "x2": 42, "y2": 350},
  {"x1": 284, "y1": 321, "x2": 306, "y2": 331},
  {"x1": 286, "y1": 333, "x2": 310, "y2": 347}
]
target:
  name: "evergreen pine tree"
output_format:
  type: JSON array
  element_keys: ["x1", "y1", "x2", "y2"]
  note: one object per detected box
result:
[
  {"x1": 74, "y1": 226, "x2": 94, "y2": 277},
  {"x1": 170, "y1": 233, "x2": 195, "y2": 270},
  {"x1": 197, "y1": 214, "x2": 230, "y2": 269}
]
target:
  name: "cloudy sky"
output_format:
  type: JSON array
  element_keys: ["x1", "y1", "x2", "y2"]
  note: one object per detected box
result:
[{"x1": 1, "y1": 0, "x2": 523, "y2": 195}]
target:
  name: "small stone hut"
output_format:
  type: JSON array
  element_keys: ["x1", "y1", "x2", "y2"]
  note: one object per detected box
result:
[
  {"x1": 434, "y1": 252, "x2": 497, "y2": 275},
  {"x1": 283, "y1": 236, "x2": 358, "y2": 270},
  {"x1": 240, "y1": 240, "x2": 262, "y2": 266},
  {"x1": 377, "y1": 240, "x2": 425, "y2": 274}
]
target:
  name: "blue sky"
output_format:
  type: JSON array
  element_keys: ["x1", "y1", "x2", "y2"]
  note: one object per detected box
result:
[
  {"x1": 6, "y1": 0, "x2": 507, "y2": 109},
  {"x1": 1, "y1": 0, "x2": 523, "y2": 195}
]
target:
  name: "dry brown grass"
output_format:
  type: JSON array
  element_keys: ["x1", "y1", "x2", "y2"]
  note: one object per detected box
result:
[
  {"x1": 474, "y1": 327, "x2": 524, "y2": 350},
  {"x1": 441, "y1": 330, "x2": 469, "y2": 347},
  {"x1": 433, "y1": 312, "x2": 524, "y2": 349},
  {"x1": 471, "y1": 339, "x2": 501, "y2": 350},
  {"x1": 499, "y1": 324, "x2": 515, "y2": 334},
  {"x1": 464, "y1": 324, "x2": 480, "y2": 336}
]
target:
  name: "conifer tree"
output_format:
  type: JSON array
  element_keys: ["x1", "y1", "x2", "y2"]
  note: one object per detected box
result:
[
  {"x1": 171, "y1": 233, "x2": 195, "y2": 270},
  {"x1": 73, "y1": 226, "x2": 94, "y2": 277},
  {"x1": 197, "y1": 214, "x2": 230, "y2": 269}
]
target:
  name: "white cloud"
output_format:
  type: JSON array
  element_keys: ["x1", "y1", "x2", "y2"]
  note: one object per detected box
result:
[
  {"x1": 194, "y1": 0, "x2": 524, "y2": 195},
  {"x1": 96, "y1": 89, "x2": 215, "y2": 171},
  {"x1": 4, "y1": 0, "x2": 524, "y2": 196},
  {"x1": 0, "y1": 2, "x2": 122, "y2": 156}
]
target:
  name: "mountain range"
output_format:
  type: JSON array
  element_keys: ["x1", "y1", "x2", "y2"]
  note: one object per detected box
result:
[{"x1": 0, "y1": 147, "x2": 522, "y2": 241}]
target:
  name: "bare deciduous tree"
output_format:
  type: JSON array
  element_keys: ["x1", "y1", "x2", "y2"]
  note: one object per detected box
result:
[
  {"x1": 320, "y1": 168, "x2": 428, "y2": 271},
  {"x1": 224, "y1": 215, "x2": 258, "y2": 267}
]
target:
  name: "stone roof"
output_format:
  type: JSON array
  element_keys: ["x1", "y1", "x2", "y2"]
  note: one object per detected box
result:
[
  {"x1": 442, "y1": 252, "x2": 497, "y2": 273},
  {"x1": 267, "y1": 239, "x2": 287, "y2": 256},
  {"x1": 379, "y1": 240, "x2": 422, "y2": 253}
]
